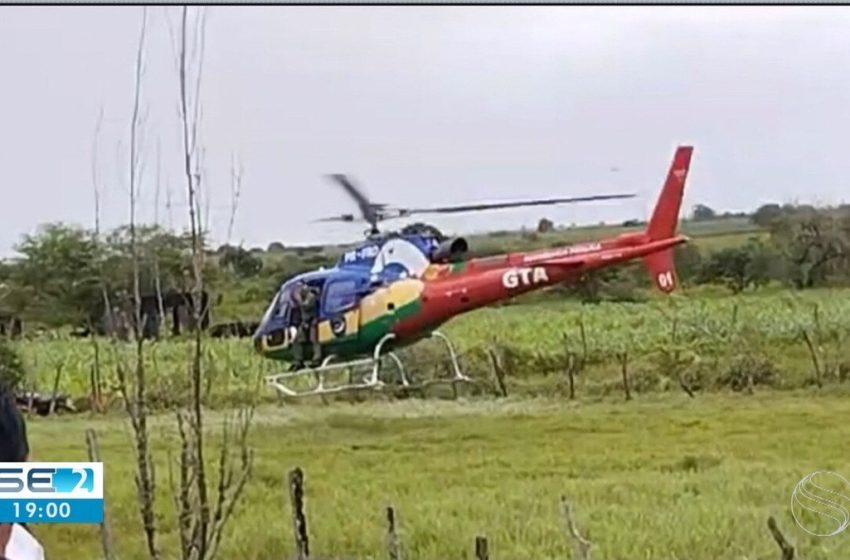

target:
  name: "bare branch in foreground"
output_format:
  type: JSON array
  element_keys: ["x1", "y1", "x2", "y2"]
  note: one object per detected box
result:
[
  {"x1": 85, "y1": 429, "x2": 117, "y2": 560},
  {"x1": 170, "y1": 8, "x2": 256, "y2": 560},
  {"x1": 560, "y1": 495, "x2": 592, "y2": 560},
  {"x1": 113, "y1": 7, "x2": 159, "y2": 559},
  {"x1": 226, "y1": 152, "x2": 243, "y2": 245}
]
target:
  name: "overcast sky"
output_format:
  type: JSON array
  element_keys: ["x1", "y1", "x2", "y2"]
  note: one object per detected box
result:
[{"x1": 1, "y1": 7, "x2": 849, "y2": 256}]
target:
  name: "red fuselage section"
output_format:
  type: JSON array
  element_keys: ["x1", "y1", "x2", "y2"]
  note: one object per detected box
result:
[{"x1": 393, "y1": 232, "x2": 686, "y2": 339}]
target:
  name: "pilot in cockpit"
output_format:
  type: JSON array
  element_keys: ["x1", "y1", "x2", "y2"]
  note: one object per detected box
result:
[{"x1": 289, "y1": 282, "x2": 321, "y2": 371}]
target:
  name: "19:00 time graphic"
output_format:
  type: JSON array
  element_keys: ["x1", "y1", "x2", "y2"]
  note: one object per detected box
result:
[
  {"x1": 0, "y1": 499, "x2": 103, "y2": 523},
  {"x1": 14, "y1": 501, "x2": 71, "y2": 520}
]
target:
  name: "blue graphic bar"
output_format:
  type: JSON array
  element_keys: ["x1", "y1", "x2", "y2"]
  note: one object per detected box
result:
[{"x1": 0, "y1": 499, "x2": 104, "y2": 523}]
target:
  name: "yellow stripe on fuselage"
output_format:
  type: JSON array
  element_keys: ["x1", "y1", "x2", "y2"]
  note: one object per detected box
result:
[
  {"x1": 317, "y1": 307, "x2": 360, "y2": 343},
  {"x1": 313, "y1": 279, "x2": 426, "y2": 344},
  {"x1": 359, "y1": 279, "x2": 425, "y2": 325}
]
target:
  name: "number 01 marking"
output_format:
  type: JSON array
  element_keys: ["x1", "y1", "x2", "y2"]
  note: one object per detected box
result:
[{"x1": 657, "y1": 271, "x2": 674, "y2": 289}]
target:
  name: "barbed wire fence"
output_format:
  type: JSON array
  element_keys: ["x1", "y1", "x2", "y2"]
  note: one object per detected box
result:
[{"x1": 281, "y1": 466, "x2": 799, "y2": 560}]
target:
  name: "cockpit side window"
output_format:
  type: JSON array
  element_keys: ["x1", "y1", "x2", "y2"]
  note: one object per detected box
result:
[{"x1": 324, "y1": 279, "x2": 360, "y2": 314}]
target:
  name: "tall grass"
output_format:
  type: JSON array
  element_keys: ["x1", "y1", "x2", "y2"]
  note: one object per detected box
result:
[{"x1": 13, "y1": 287, "x2": 850, "y2": 405}]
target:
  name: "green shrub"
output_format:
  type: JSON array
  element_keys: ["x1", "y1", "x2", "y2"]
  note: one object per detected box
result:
[{"x1": 0, "y1": 343, "x2": 26, "y2": 389}]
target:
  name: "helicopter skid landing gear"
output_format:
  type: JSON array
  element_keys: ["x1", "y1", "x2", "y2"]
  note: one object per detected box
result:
[
  {"x1": 263, "y1": 330, "x2": 473, "y2": 399},
  {"x1": 409, "y1": 330, "x2": 473, "y2": 391},
  {"x1": 265, "y1": 333, "x2": 402, "y2": 398}
]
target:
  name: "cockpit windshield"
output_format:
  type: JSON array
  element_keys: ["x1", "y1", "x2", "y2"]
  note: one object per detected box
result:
[
  {"x1": 255, "y1": 271, "x2": 338, "y2": 339},
  {"x1": 257, "y1": 284, "x2": 295, "y2": 332},
  {"x1": 257, "y1": 293, "x2": 278, "y2": 332},
  {"x1": 276, "y1": 285, "x2": 294, "y2": 319}
]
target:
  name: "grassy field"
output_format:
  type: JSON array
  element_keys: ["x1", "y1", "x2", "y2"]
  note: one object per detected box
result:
[
  {"x1": 25, "y1": 390, "x2": 850, "y2": 559},
  {"x1": 13, "y1": 285, "x2": 850, "y2": 404},
  {"x1": 6, "y1": 193, "x2": 843, "y2": 557},
  {"x1": 11, "y1": 229, "x2": 850, "y2": 559}
]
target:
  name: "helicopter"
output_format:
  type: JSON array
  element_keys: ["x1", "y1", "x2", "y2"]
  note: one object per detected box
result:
[{"x1": 255, "y1": 145, "x2": 694, "y2": 398}]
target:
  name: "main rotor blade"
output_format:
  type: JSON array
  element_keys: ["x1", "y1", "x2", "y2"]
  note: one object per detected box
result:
[
  {"x1": 326, "y1": 174, "x2": 380, "y2": 228},
  {"x1": 395, "y1": 193, "x2": 637, "y2": 216}
]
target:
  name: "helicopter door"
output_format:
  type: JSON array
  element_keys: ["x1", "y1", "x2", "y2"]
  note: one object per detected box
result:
[{"x1": 321, "y1": 278, "x2": 362, "y2": 342}]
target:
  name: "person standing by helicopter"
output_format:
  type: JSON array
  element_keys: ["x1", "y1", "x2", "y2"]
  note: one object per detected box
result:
[
  {"x1": 1, "y1": 382, "x2": 45, "y2": 560},
  {"x1": 289, "y1": 282, "x2": 321, "y2": 371}
]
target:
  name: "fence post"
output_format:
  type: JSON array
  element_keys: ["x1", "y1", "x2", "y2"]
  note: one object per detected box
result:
[
  {"x1": 617, "y1": 351, "x2": 631, "y2": 401},
  {"x1": 386, "y1": 505, "x2": 401, "y2": 560},
  {"x1": 474, "y1": 536, "x2": 489, "y2": 560},
  {"x1": 288, "y1": 467, "x2": 310, "y2": 559},
  {"x1": 487, "y1": 347, "x2": 508, "y2": 397},
  {"x1": 767, "y1": 516, "x2": 795, "y2": 560}
]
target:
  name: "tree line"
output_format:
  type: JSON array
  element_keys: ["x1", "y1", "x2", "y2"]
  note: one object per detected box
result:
[
  {"x1": 2, "y1": 202, "x2": 850, "y2": 331},
  {"x1": 0, "y1": 223, "x2": 207, "y2": 329},
  {"x1": 549, "y1": 202, "x2": 850, "y2": 303},
  {"x1": 0, "y1": 220, "x2": 331, "y2": 331},
  {"x1": 686, "y1": 202, "x2": 850, "y2": 292}
]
